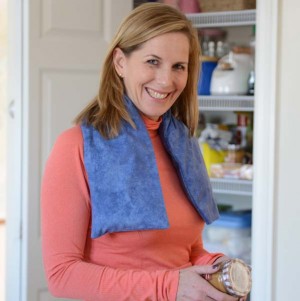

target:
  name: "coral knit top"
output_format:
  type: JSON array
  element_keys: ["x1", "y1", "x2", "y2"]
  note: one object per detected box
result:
[{"x1": 41, "y1": 114, "x2": 222, "y2": 301}]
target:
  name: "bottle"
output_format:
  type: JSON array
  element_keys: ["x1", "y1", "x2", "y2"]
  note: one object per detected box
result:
[
  {"x1": 208, "y1": 41, "x2": 215, "y2": 58},
  {"x1": 236, "y1": 112, "x2": 248, "y2": 149},
  {"x1": 248, "y1": 25, "x2": 256, "y2": 95},
  {"x1": 247, "y1": 70, "x2": 255, "y2": 95},
  {"x1": 249, "y1": 25, "x2": 256, "y2": 53},
  {"x1": 225, "y1": 144, "x2": 244, "y2": 163},
  {"x1": 216, "y1": 41, "x2": 225, "y2": 58},
  {"x1": 206, "y1": 259, "x2": 252, "y2": 298}
]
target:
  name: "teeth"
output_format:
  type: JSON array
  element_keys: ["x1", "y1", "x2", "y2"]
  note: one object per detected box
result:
[{"x1": 147, "y1": 88, "x2": 168, "y2": 99}]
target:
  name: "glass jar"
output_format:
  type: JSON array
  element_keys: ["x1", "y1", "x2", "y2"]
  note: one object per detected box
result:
[
  {"x1": 225, "y1": 144, "x2": 245, "y2": 163},
  {"x1": 208, "y1": 259, "x2": 252, "y2": 298}
]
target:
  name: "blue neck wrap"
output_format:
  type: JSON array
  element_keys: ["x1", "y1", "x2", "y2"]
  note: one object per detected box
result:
[{"x1": 81, "y1": 96, "x2": 219, "y2": 238}]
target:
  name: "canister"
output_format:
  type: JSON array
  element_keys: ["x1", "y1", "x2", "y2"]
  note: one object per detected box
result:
[{"x1": 207, "y1": 259, "x2": 252, "y2": 297}]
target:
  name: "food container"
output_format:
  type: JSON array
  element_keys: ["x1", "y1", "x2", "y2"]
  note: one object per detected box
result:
[
  {"x1": 225, "y1": 144, "x2": 245, "y2": 163},
  {"x1": 210, "y1": 163, "x2": 253, "y2": 180},
  {"x1": 207, "y1": 259, "x2": 252, "y2": 297},
  {"x1": 198, "y1": 0, "x2": 256, "y2": 12},
  {"x1": 201, "y1": 143, "x2": 228, "y2": 176},
  {"x1": 198, "y1": 56, "x2": 218, "y2": 95},
  {"x1": 210, "y1": 51, "x2": 253, "y2": 96},
  {"x1": 203, "y1": 210, "x2": 252, "y2": 263}
]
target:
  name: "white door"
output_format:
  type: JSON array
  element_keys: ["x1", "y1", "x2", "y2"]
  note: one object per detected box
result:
[{"x1": 6, "y1": 0, "x2": 132, "y2": 300}]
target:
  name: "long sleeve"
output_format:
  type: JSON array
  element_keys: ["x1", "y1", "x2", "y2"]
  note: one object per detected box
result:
[{"x1": 41, "y1": 126, "x2": 179, "y2": 301}]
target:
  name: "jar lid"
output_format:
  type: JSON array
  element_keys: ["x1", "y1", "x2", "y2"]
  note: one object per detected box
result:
[
  {"x1": 227, "y1": 144, "x2": 241, "y2": 151},
  {"x1": 221, "y1": 259, "x2": 252, "y2": 297}
]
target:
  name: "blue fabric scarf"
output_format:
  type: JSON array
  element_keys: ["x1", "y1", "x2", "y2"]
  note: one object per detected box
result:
[{"x1": 81, "y1": 96, "x2": 219, "y2": 238}]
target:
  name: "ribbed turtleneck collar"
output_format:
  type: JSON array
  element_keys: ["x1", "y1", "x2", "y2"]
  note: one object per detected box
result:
[{"x1": 141, "y1": 114, "x2": 162, "y2": 138}]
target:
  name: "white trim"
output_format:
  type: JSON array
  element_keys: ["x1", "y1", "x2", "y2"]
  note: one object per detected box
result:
[
  {"x1": 6, "y1": 0, "x2": 23, "y2": 300},
  {"x1": 20, "y1": 0, "x2": 30, "y2": 299},
  {"x1": 5, "y1": 0, "x2": 279, "y2": 300},
  {"x1": 251, "y1": 0, "x2": 279, "y2": 300}
]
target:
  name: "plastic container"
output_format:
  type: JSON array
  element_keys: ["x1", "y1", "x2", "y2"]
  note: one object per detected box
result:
[
  {"x1": 198, "y1": 57, "x2": 218, "y2": 95},
  {"x1": 198, "y1": 0, "x2": 256, "y2": 12},
  {"x1": 203, "y1": 210, "x2": 252, "y2": 263},
  {"x1": 201, "y1": 142, "x2": 227, "y2": 176}
]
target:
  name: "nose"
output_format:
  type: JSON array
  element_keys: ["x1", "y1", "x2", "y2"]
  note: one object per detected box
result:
[{"x1": 156, "y1": 67, "x2": 173, "y2": 87}]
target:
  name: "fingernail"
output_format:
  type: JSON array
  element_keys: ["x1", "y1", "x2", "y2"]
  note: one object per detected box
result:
[
  {"x1": 212, "y1": 263, "x2": 221, "y2": 269},
  {"x1": 202, "y1": 274, "x2": 210, "y2": 280}
]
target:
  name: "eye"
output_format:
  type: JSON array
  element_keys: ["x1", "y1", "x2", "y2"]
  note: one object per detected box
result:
[
  {"x1": 174, "y1": 63, "x2": 186, "y2": 71},
  {"x1": 147, "y1": 59, "x2": 159, "y2": 65}
]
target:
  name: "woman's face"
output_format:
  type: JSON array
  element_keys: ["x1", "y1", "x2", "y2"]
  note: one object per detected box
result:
[{"x1": 114, "y1": 32, "x2": 190, "y2": 121}]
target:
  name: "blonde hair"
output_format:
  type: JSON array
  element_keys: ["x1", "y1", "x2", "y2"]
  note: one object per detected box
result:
[{"x1": 74, "y1": 2, "x2": 200, "y2": 138}]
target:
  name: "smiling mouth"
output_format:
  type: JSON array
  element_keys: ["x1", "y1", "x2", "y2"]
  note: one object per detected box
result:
[{"x1": 146, "y1": 88, "x2": 169, "y2": 99}]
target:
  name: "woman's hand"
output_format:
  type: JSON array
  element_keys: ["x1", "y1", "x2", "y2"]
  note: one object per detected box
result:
[
  {"x1": 211, "y1": 256, "x2": 249, "y2": 301},
  {"x1": 176, "y1": 264, "x2": 239, "y2": 301}
]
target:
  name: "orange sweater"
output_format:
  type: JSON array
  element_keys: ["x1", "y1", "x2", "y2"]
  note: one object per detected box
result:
[{"x1": 41, "y1": 116, "x2": 222, "y2": 301}]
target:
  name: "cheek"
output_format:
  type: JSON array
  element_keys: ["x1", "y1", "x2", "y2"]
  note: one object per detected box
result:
[
  {"x1": 128, "y1": 72, "x2": 148, "y2": 90},
  {"x1": 177, "y1": 76, "x2": 188, "y2": 92}
]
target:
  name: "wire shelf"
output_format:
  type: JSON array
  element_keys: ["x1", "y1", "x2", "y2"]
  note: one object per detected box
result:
[
  {"x1": 187, "y1": 9, "x2": 256, "y2": 28},
  {"x1": 210, "y1": 178, "x2": 253, "y2": 196},
  {"x1": 198, "y1": 95, "x2": 254, "y2": 111}
]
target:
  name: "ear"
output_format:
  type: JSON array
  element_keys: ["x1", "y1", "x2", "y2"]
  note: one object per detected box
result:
[{"x1": 113, "y1": 47, "x2": 126, "y2": 78}]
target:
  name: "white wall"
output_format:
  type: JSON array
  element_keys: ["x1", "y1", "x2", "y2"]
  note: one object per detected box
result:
[{"x1": 274, "y1": 0, "x2": 300, "y2": 299}]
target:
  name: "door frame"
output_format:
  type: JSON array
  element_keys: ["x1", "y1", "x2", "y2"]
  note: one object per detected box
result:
[
  {"x1": 6, "y1": 0, "x2": 23, "y2": 300},
  {"x1": 251, "y1": 0, "x2": 279, "y2": 300},
  {"x1": 6, "y1": 0, "x2": 278, "y2": 300}
]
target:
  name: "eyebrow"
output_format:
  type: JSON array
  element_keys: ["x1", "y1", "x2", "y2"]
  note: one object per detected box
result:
[{"x1": 145, "y1": 54, "x2": 189, "y2": 65}]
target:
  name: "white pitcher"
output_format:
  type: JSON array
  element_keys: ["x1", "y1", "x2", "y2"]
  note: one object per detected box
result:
[{"x1": 210, "y1": 51, "x2": 253, "y2": 95}]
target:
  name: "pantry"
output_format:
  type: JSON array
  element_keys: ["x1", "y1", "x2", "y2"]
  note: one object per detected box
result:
[
  {"x1": 134, "y1": 1, "x2": 278, "y2": 300},
  {"x1": 189, "y1": 7, "x2": 255, "y2": 269}
]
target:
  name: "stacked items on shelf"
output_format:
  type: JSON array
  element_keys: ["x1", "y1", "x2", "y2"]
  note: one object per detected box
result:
[
  {"x1": 193, "y1": 2, "x2": 256, "y2": 98},
  {"x1": 198, "y1": 0, "x2": 256, "y2": 12},
  {"x1": 198, "y1": 111, "x2": 253, "y2": 181},
  {"x1": 190, "y1": 6, "x2": 256, "y2": 187},
  {"x1": 136, "y1": 0, "x2": 257, "y2": 12},
  {"x1": 203, "y1": 208, "x2": 252, "y2": 264},
  {"x1": 198, "y1": 31, "x2": 255, "y2": 97}
]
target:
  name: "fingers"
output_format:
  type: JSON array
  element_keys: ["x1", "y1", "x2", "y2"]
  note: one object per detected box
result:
[
  {"x1": 204, "y1": 296, "x2": 216, "y2": 301},
  {"x1": 195, "y1": 272, "x2": 238, "y2": 301},
  {"x1": 207, "y1": 287, "x2": 239, "y2": 301},
  {"x1": 202, "y1": 273, "x2": 212, "y2": 281},
  {"x1": 177, "y1": 265, "x2": 243, "y2": 301},
  {"x1": 190, "y1": 263, "x2": 221, "y2": 275},
  {"x1": 238, "y1": 293, "x2": 248, "y2": 301}
]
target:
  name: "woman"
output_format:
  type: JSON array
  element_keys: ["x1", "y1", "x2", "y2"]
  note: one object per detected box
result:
[{"x1": 41, "y1": 3, "x2": 245, "y2": 301}]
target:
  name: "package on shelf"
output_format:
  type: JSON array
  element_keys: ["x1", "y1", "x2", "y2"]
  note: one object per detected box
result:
[
  {"x1": 203, "y1": 210, "x2": 252, "y2": 264},
  {"x1": 198, "y1": 56, "x2": 218, "y2": 96},
  {"x1": 201, "y1": 143, "x2": 228, "y2": 176},
  {"x1": 199, "y1": 124, "x2": 232, "y2": 175},
  {"x1": 199, "y1": 123, "x2": 233, "y2": 149},
  {"x1": 210, "y1": 163, "x2": 253, "y2": 180},
  {"x1": 198, "y1": 0, "x2": 256, "y2": 12}
]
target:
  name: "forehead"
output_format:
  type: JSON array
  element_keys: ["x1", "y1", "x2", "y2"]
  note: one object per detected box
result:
[{"x1": 136, "y1": 32, "x2": 190, "y2": 57}]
